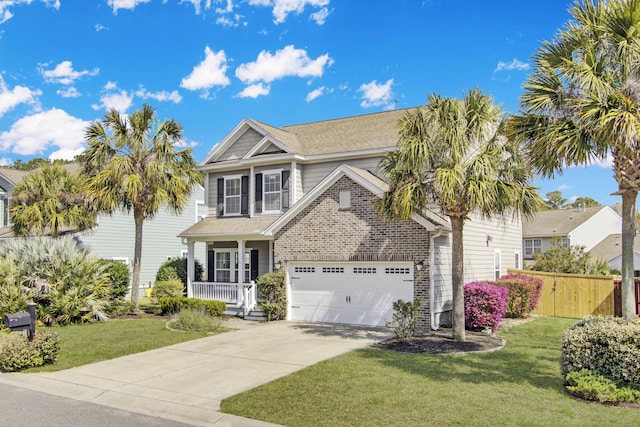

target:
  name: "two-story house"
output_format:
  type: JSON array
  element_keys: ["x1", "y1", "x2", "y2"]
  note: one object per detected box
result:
[
  {"x1": 179, "y1": 109, "x2": 524, "y2": 332},
  {"x1": 522, "y1": 206, "x2": 622, "y2": 263},
  {"x1": 0, "y1": 164, "x2": 206, "y2": 292}
]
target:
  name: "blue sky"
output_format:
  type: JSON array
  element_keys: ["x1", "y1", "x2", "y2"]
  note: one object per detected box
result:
[{"x1": 0, "y1": 0, "x2": 621, "y2": 206}]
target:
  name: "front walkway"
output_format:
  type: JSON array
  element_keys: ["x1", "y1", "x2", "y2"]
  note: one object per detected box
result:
[{"x1": 0, "y1": 319, "x2": 392, "y2": 426}]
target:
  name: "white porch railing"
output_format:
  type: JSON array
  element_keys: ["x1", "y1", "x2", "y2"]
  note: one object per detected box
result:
[{"x1": 191, "y1": 281, "x2": 257, "y2": 315}]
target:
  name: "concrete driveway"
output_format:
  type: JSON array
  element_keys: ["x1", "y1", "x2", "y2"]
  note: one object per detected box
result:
[{"x1": 0, "y1": 319, "x2": 392, "y2": 426}]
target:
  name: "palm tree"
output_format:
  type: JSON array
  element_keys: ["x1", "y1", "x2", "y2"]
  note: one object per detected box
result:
[
  {"x1": 10, "y1": 163, "x2": 96, "y2": 238},
  {"x1": 509, "y1": 0, "x2": 640, "y2": 320},
  {"x1": 380, "y1": 88, "x2": 542, "y2": 341},
  {"x1": 82, "y1": 104, "x2": 203, "y2": 306}
]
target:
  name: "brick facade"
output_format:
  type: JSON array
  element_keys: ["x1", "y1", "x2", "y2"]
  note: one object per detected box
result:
[{"x1": 274, "y1": 175, "x2": 432, "y2": 332}]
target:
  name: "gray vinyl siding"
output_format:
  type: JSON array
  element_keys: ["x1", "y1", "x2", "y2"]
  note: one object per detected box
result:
[
  {"x1": 217, "y1": 129, "x2": 263, "y2": 161},
  {"x1": 462, "y1": 212, "x2": 522, "y2": 282},
  {"x1": 77, "y1": 186, "x2": 206, "y2": 293},
  {"x1": 301, "y1": 157, "x2": 383, "y2": 194}
]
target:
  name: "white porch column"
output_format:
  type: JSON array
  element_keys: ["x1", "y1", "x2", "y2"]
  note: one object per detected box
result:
[
  {"x1": 237, "y1": 240, "x2": 246, "y2": 304},
  {"x1": 186, "y1": 240, "x2": 195, "y2": 298}
]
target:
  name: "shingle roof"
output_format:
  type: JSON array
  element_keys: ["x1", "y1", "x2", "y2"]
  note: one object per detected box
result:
[
  {"x1": 523, "y1": 206, "x2": 606, "y2": 236},
  {"x1": 178, "y1": 216, "x2": 277, "y2": 238},
  {"x1": 588, "y1": 233, "x2": 640, "y2": 262},
  {"x1": 0, "y1": 167, "x2": 29, "y2": 187},
  {"x1": 251, "y1": 108, "x2": 413, "y2": 157}
]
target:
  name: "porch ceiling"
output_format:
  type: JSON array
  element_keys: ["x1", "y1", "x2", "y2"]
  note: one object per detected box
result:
[{"x1": 178, "y1": 216, "x2": 277, "y2": 241}]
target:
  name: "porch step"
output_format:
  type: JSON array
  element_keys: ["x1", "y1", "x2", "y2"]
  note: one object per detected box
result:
[{"x1": 224, "y1": 305, "x2": 267, "y2": 322}]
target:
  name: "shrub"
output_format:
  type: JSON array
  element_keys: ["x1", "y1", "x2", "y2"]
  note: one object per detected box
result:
[
  {"x1": 256, "y1": 270, "x2": 286, "y2": 321},
  {"x1": 170, "y1": 307, "x2": 224, "y2": 333},
  {"x1": 464, "y1": 282, "x2": 507, "y2": 332},
  {"x1": 155, "y1": 257, "x2": 204, "y2": 295},
  {"x1": 159, "y1": 297, "x2": 226, "y2": 317},
  {"x1": 561, "y1": 316, "x2": 640, "y2": 390},
  {"x1": 493, "y1": 273, "x2": 543, "y2": 318},
  {"x1": 0, "y1": 237, "x2": 112, "y2": 325},
  {"x1": 152, "y1": 279, "x2": 184, "y2": 301},
  {"x1": 386, "y1": 299, "x2": 421, "y2": 339},
  {"x1": 102, "y1": 260, "x2": 130, "y2": 300},
  {"x1": 0, "y1": 331, "x2": 60, "y2": 372},
  {"x1": 565, "y1": 369, "x2": 640, "y2": 404}
]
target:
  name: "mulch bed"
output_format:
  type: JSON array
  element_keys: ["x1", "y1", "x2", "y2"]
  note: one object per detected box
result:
[{"x1": 376, "y1": 329, "x2": 505, "y2": 354}]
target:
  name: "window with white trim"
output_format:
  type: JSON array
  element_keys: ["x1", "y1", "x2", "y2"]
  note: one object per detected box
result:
[
  {"x1": 196, "y1": 201, "x2": 206, "y2": 221},
  {"x1": 561, "y1": 237, "x2": 570, "y2": 247},
  {"x1": 524, "y1": 239, "x2": 541, "y2": 257},
  {"x1": 215, "y1": 250, "x2": 251, "y2": 283},
  {"x1": 494, "y1": 249, "x2": 502, "y2": 281},
  {"x1": 263, "y1": 171, "x2": 282, "y2": 213},
  {"x1": 224, "y1": 176, "x2": 241, "y2": 215}
]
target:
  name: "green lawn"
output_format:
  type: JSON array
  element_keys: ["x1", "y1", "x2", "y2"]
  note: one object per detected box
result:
[
  {"x1": 221, "y1": 317, "x2": 639, "y2": 427},
  {"x1": 25, "y1": 318, "x2": 210, "y2": 372}
]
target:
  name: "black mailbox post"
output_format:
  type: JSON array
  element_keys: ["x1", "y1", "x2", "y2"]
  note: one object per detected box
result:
[{"x1": 3, "y1": 302, "x2": 36, "y2": 341}]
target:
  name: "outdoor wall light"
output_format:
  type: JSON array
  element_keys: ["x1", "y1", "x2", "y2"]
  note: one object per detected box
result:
[
  {"x1": 486, "y1": 235, "x2": 493, "y2": 246},
  {"x1": 415, "y1": 260, "x2": 424, "y2": 271},
  {"x1": 274, "y1": 261, "x2": 282, "y2": 270}
]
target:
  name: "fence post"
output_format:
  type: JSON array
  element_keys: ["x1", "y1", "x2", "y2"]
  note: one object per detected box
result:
[{"x1": 26, "y1": 302, "x2": 36, "y2": 342}]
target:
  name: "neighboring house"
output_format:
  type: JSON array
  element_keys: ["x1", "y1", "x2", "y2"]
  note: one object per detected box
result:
[
  {"x1": 0, "y1": 164, "x2": 206, "y2": 292},
  {"x1": 522, "y1": 206, "x2": 622, "y2": 262},
  {"x1": 179, "y1": 109, "x2": 523, "y2": 332},
  {"x1": 589, "y1": 234, "x2": 640, "y2": 276}
]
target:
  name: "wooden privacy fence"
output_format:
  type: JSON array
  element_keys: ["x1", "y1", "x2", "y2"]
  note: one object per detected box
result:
[{"x1": 507, "y1": 269, "x2": 640, "y2": 318}]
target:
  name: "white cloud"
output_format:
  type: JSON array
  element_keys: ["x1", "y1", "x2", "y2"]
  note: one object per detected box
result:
[
  {"x1": 215, "y1": 0, "x2": 233, "y2": 14},
  {"x1": 92, "y1": 83, "x2": 133, "y2": 113},
  {"x1": 236, "y1": 83, "x2": 270, "y2": 98},
  {"x1": 306, "y1": 86, "x2": 324, "y2": 102},
  {"x1": 0, "y1": 157, "x2": 11, "y2": 166},
  {"x1": 95, "y1": 23, "x2": 108, "y2": 31},
  {"x1": 135, "y1": 86, "x2": 183, "y2": 103},
  {"x1": 269, "y1": 0, "x2": 330, "y2": 24},
  {"x1": 594, "y1": 153, "x2": 614, "y2": 168},
  {"x1": 0, "y1": 0, "x2": 59, "y2": 25},
  {"x1": 180, "y1": 46, "x2": 231, "y2": 94},
  {"x1": 216, "y1": 13, "x2": 245, "y2": 27},
  {"x1": 0, "y1": 76, "x2": 41, "y2": 118},
  {"x1": 556, "y1": 184, "x2": 571, "y2": 192},
  {"x1": 107, "y1": 0, "x2": 151, "y2": 13},
  {"x1": 41, "y1": 61, "x2": 99, "y2": 85},
  {"x1": 495, "y1": 58, "x2": 529, "y2": 72},
  {"x1": 358, "y1": 79, "x2": 394, "y2": 109},
  {"x1": 0, "y1": 108, "x2": 88, "y2": 159},
  {"x1": 310, "y1": 6, "x2": 329, "y2": 24},
  {"x1": 236, "y1": 45, "x2": 333, "y2": 86},
  {"x1": 57, "y1": 87, "x2": 81, "y2": 98},
  {"x1": 181, "y1": 0, "x2": 213, "y2": 15}
]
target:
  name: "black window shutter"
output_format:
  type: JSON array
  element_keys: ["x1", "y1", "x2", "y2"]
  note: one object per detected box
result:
[
  {"x1": 217, "y1": 178, "x2": 224, "y2": 217},
  {"x1": 207, "y1": 250, "x2": 215, "y2": 282},
  {"x1": 281, "y1": 170, "x2": 290, "y2": 210},
  {"x1": 250, "y1": 250, "x2": 259, "y2": 281},
  {"x1": 241, "y1": 176, "x2": 249, "y2": 215},
  {"x1": 255, "y1": 173, "x2": 263, "y2": 213}
]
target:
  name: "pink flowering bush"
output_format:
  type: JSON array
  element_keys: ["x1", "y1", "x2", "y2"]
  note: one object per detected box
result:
[
  {"x1": 464, "y1": 281, "x2": 508, "y2": 331},
  {"x1": 493, "y1": 273, "x2": 543, "y2": 318}
]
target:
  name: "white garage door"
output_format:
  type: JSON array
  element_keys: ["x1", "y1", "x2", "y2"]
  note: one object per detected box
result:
[{"x1": 289, "y1": 262, "x2": 414, "y2": 327}]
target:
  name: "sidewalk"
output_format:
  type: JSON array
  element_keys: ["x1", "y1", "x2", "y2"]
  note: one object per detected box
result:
[{"x1": 0, "y1": 319, "x2": 392, "y2": 426}]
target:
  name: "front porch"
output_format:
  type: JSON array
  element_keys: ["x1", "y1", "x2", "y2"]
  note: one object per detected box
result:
[{"x1": 189, "y1": 281, "x2": 260, "y2": 318}]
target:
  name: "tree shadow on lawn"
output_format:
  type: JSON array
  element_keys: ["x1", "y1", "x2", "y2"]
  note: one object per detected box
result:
[{"x1": 357, "y1": 319, "x2": 568, "y2": 392}]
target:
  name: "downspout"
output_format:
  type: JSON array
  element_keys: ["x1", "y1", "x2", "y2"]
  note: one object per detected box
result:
[{"x1": 430, "y1": 226, "x2": 446, "y2": 330}]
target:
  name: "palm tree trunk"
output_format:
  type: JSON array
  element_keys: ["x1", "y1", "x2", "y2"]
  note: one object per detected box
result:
[
  {"x1": 620, "y1": 190, "x2": 638, "y2": 320},
  {"x1": 131, "y1": 214, "x2": 144, "y2": 307},
  {"x1": 450, "y1": 216, "x2": 466, "y2": 342}
]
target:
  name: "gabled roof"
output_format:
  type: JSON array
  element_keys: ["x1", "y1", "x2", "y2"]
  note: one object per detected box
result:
[
  {"x1": 0, "y1": 167, "x2": 29, "y2": 188},
  {"x1": 202, "y1": 108, "x2": 414, "y2": 165},
  {"x1": 265, "y1": 164, "x2": 448, "y2": 235},
  {"x1": 523, "y1": 206, "x2": 611, "y2": 237},
  {"x1": 588, "y1": 234, "x2": 640, "y2": 262}
]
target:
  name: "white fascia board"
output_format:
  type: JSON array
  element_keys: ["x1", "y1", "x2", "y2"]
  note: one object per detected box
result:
[
  {"x1": 243, "y1": 135, "x2": 292, "y2": 159},
  {"x1": 197, "y1": 153, "x2": 305, "y2": 173},
  {"x1": 265, "y1": 164, "x2": 436, "y2": 234},
  {"x1": 301, "y1": 147, "x2": 395, "y2": 164},
  {"x1": 200, "y1": 120, "x2": 266, "y2": 166},
  {"x1": 179, "y1": 232, "x2": 274, "y2": 242}
]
